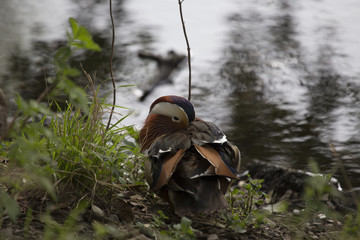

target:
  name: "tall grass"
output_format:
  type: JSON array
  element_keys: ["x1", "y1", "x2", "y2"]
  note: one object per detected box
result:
[{"x1": 48, "y1": 97, "x2": 144, "y2": 194}]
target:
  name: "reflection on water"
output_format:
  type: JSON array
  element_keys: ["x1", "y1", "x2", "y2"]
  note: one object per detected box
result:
[
  {"x1": 0, "y1": 0, "x2": 359, "y2": 187},
  {"x1": 219, "y1": 0, "x2": 360, "y2": 187},
  {"x1": 0, "y1": 0, "x2": 127, "y2": 102}
]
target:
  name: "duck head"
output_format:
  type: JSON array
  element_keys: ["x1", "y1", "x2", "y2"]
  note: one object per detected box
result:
[{"x1": 140, "y1": 95, "x2": 195, "y2": 151}]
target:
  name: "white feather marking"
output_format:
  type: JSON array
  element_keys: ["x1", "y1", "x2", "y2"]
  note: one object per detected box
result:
[
  {"x1": 159, "y1": 147, "x2": 172, "y2": 153},
  {"x1": 151, "y1": 147, "x2": 172, "y2": 159},
  {"x1": 200, "y1": 135, "x2": 227, "y2": 144},
  {"x1": 213, "y1": 135, "x2": 227, "y2": 144},
  {"x1": 190, "y1": 173, "x2": 203, "y2": 179}
]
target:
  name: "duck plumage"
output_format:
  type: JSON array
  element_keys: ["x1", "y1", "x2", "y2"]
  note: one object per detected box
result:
[{"x1": 139, "y1": 95, "x2": 241, "y2": 215}]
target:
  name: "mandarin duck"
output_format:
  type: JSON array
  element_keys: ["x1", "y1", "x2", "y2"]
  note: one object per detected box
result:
[{"x1": 139, "y1": 95, "x2": 242, "y2": 216}]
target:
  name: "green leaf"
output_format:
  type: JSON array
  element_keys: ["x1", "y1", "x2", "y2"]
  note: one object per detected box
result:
[
  {"x1": 63, "y1": 67, "x2": 80, "y2": 77},
  {"x1": 54, "y1": 46, "x2": 71, "y2": 65},
  {"x1": 180, "y1": 216, "x2": 192, "y2": 229},
  {"x1": 0, "y1": 190, "x2": 20, "y2": 221},
  {"x1": 69, "y1": 18, "x2": 80, "y2": 38},
  {"x1": 231, "y1": 188, "x2": 240, "y2": 195},
  {"x1": 76, "y1": 26, "x2": 101, "y2": 51},
  {"x1": 68, "y1": 18, "x2": 101, "y2": 51}
]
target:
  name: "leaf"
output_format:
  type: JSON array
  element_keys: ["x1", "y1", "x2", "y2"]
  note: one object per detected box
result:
[
  {"x1": 76, "y1": 26, "x2": 101, "y2": 51},
  {"x1": 0, "y1": 190, "x2": 20, "y2": 221},
  {"x1": 231, "y1": 188, "x2": 240, "y2": 195},
  {"x1": 54, "y1": 46, "x2": 71, "y2": 66},
  {"x1": 63, "y1": 67, "x2": 80, "y2": 77},
  {"x1": 69, "y1": 18, "x2": 80, "y2": 38},
  {"x1": 68, "y1": 18, "x2": 101, "y2": 51},
  {"x1": 180, "y1": 216, "x2": 192, "y2": 229},
  {"x1": 91, "y1": 204, "x2": 105, "y2": 217}
]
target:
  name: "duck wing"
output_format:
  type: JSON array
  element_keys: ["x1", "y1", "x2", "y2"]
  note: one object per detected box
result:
[
  {"x1": 189, "y1": 120, "x2": 242, "y2": 178},
  {"x1": 144, "y1": 131, "x2": 191, "y2": 191}
]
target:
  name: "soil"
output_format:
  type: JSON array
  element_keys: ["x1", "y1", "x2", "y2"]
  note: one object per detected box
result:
[{"x1": 1, "y1": 160, "x2": 353, "y2": 240}]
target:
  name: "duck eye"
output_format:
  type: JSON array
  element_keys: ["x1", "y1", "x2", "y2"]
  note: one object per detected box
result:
[{"x1": 172, "y1": 116, "x2": 180, "y2": 122}]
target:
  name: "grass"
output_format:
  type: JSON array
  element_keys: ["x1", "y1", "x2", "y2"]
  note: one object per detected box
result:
[{"x1": 0, "y1": 85, "x2": 146, "y2": 238}]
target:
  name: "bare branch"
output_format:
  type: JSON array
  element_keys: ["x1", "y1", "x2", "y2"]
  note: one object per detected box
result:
[
  {"x1": 106, "y1": 0, "x2": 116, "y2": 132},
  {"x1": 178, "y1": 0, "x2": 192, "y2": 101}
]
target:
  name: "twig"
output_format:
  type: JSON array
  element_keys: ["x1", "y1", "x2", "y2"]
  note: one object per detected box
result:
[
  {"x1": 329, "y1": 142, "x2": 359, "y2": 209},
  {"x1": 80, "y1": 64, "x2": 96, "y2": 100},
  {"x1": 106, "y1": 0, "x2": 116, "y2": 132},
  {"x1": 178, "y1": 0, "x2": 192, "y2": 101}
]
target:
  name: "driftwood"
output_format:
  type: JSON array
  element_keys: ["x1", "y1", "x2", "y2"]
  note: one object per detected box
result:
[
  {"x1": 0, "y1": 88, "x2": 8, "y2": 139},
  {"x1": 137, "y1": 50, "x2": 186, "y2": 101}
]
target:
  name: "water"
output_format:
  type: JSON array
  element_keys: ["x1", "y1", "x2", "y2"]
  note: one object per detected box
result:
[{"x1": 0, "y1": 0, "x2": 359, "y2": 188}]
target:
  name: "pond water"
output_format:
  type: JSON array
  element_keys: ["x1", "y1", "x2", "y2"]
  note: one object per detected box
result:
[{"x1": 1, "y1": 0, "x2": 360, "y2": 189}]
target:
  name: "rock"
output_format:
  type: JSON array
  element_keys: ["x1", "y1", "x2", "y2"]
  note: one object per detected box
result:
[
  {"x1": 207, "y1": 233, "x2": 219, "y2": 240},
  {"x1": 246, "y1": 160, "x2": 307, "y2": 202},
  {"x1": 245, "y1": 159, "x2": 357, "y2": 213}
]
